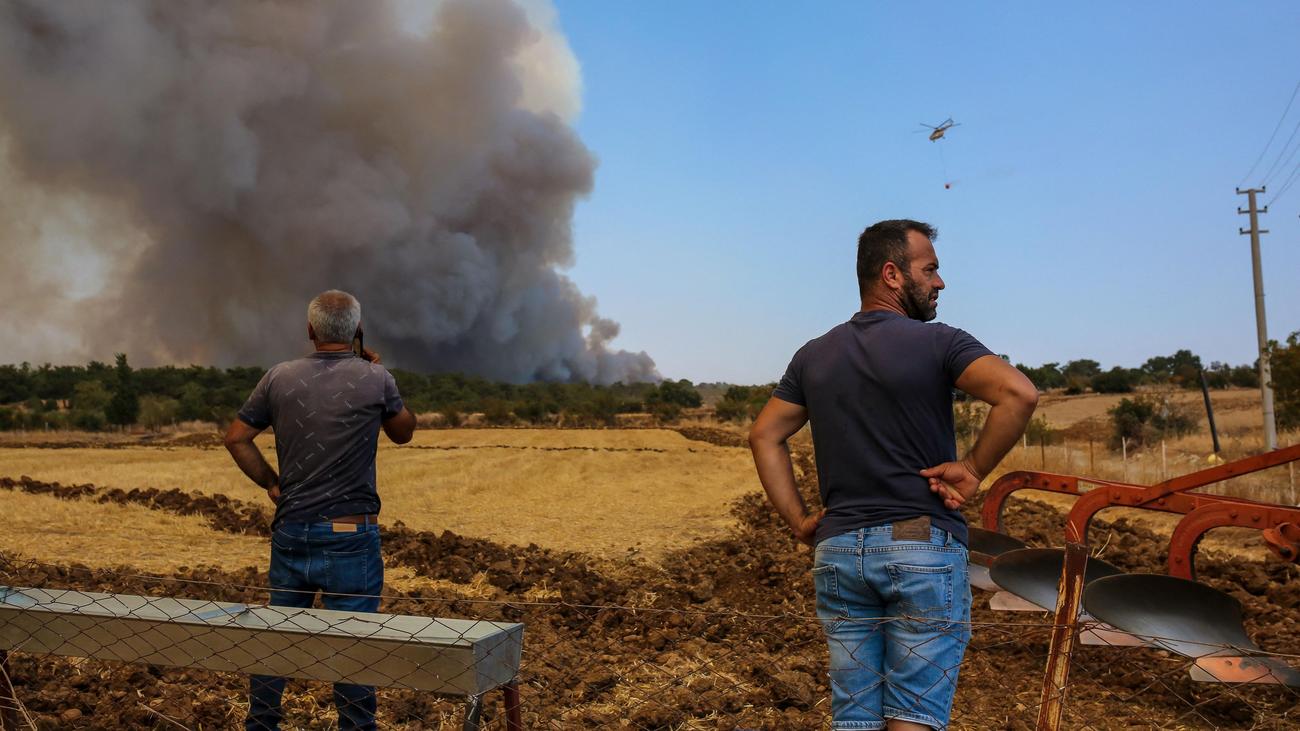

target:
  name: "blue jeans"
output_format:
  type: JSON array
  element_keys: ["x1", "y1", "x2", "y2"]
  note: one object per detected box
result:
[
  {"x1": 247, "y1": 522, "x2": 383, "y2": 731},
  {"x1": 813, "y1": 525, "x2": 971, "y2": 730}
]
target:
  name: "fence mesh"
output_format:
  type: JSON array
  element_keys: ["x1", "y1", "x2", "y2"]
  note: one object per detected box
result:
[{"x1": 2, "y1": 553, "x2": 1298, "y2": 729}]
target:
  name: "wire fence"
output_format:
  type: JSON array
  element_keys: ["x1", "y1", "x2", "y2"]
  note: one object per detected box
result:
[{"x1": 2, "y1": 555, "x2": 1298, "y2": 730}]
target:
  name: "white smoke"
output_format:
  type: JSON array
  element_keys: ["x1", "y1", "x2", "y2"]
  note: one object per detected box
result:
[{"x1": 0, "y1": 0, "x2": 658, "y2": 383}]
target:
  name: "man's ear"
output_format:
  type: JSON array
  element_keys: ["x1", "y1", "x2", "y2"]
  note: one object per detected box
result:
[
  {"x1": 307, "y1": 324, "x2": 316, "y2": 341},
  {"x1": 880, "y1": 261, "x2": 903, "y2": 291}
]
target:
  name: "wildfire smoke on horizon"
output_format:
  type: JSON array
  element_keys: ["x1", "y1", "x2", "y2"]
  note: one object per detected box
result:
[{"x1": 0, "y1": 0, "x2": 658, "y2": 384}]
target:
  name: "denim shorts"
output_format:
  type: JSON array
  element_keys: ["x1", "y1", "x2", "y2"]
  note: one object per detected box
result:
[{"x1": 813, "y1": 525, "x2": 971, "y2": 731}]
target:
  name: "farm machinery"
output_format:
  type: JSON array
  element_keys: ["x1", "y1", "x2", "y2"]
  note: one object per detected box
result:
[{"x1": 969, "y1": 442, "x2": 1300, "y2": 686}]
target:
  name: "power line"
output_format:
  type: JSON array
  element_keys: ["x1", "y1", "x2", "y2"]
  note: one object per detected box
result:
[
  {"x1": 1258, "y1": 115, "x2": 1300, "y2": 186},
  {"x1": 1241, "y1": 80, "x2": 1300, "y2": 185},
  {"x1": 1265, "y1": 161, "x2": 1300, "y2": 206}
]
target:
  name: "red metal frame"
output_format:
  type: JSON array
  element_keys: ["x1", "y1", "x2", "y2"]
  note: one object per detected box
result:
[{"x1": 980, "y1": 443, "x2": 1300, "y2": 580}]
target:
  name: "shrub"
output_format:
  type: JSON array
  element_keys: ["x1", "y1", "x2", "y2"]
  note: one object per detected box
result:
[
  {"x1": 72, "y1": 408, "x2": 106, "y2": 431},
  {"x1": 482, "y1": 398, "x2": 515, "y2": 426},
  {"x1": 513, "y1": 400, "x2": 550, "y2": 425},
  {"x1": 651, "y1": 401, "x2": 682, "y2": 424},
  {"x1": 139, "y1": 395, "x2": 180, "y2": 431},
  {"x1": 1108, "y1": 392, "x2": 1196, "y2": 449},
  {"x1": 439, "y1": 407, "x2": 463, "y2": 428},
  {"x1": 1024, "y1": 415, "x2": 1058, "y2": 446},
  {"x1": 953, "y1": 400, "x2": 986, "y2": 449},
  {"x1": 715, "y1": 385, "x2": 770, "y2": 423},
  {"x1": 1230, "y1": 364, "x2": 1260, "y2": 388}
]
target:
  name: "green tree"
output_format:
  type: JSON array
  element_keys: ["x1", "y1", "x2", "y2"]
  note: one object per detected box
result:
[
  {"x1": 72, "y1": 380, "x2": 111, "y2": 413},
  {"x1": 1090, "y1": 367, "x2": 1136, "y2": 394},
  {"x1": 1142, "y1": 349, "x2": 1204, "y2": 387},
  {"x1": 138, "y1": 395, "x2": 180, "y2": 431},
  {"x1": 1016, "y1": 362, "x2": 1064, "y2": 391},
  {"x1": 70, "y1": 380, "x2": 110, "y2": 431},
  {"x1": 105, "y1": 353, "x2": 140, "y2": 426},
  {"x1": 1230, "y1": 364, "x2": 1260, "y2": 388},
  {"x1": 1062, "y1": 359, "x2": 1101, "y2": 394},
  {"x1": 1269, "y1": 331, "x2": 1300, "y2": 430},
  {"x1": 177, "y1": 382, "x2": 211, "y2": 422},
  {"x1": 647, "y1": 379, "x2": 703, "y2": 409}
]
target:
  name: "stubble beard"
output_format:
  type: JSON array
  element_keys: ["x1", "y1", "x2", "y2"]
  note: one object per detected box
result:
[{"x1": 902, "y1": 273, "x2": 938, "y2": 322}]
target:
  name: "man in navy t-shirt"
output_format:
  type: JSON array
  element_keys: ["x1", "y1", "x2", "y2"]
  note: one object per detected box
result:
[{"x1": 749, "y1": 220, "x2": 1037, "y2": 731}]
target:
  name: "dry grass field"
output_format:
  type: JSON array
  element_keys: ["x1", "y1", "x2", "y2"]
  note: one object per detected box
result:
[
  {"x1": 0, "y1": 428, "x2": 759, "y2": 568},
  {"x1": 1, "y1": 399, "x2": 1298, "y2": 729}
]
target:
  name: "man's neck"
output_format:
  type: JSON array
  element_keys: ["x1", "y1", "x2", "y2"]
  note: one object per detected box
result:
[
  {"x1": 313, "y1": 342, "x2": 351, "y2": 353},
  {"x1": 859, "y1": 293, "x2": 907, "y2": 317}
]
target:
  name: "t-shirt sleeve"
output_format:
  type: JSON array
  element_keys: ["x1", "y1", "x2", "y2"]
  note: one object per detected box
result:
[
  {"x1": 237, "y1": 371, "x2": 274, "y2": 429},
  {"x1": 381, "y1": 369, "x2": 405, "y2": 420},
  {"x1": 943, "y1": 327, "x2": 996, "y2": 385},
  {"x1": 771, "y1": 347, "x2": 807, "y2": 406}
]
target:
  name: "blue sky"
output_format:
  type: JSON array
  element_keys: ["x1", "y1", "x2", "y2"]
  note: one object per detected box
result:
[{"x1": 552, "y1": 2, "x2": 1300, "y2": 384}]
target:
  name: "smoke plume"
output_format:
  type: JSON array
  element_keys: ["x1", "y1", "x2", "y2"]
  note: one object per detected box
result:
[{"x1": 0, "y1": 0, "x2": 658, "y2": 383}]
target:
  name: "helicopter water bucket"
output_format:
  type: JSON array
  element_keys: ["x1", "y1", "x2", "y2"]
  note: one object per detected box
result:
[{"x1": 1083, "y1": 573, "x2": 1300, "y2": 686}]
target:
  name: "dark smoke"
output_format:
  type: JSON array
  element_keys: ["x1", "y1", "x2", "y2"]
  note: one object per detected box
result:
[{"x1": 0, "y1": 0, "x2": 658, "y2": 384}]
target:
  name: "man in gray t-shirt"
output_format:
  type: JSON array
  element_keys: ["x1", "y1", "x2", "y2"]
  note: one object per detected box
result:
[{"x1": 224, "y1": 289, "x2": 415, "y2": 731}]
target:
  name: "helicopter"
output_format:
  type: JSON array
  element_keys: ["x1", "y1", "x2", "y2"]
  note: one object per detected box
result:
[{"x1": 919, "y1": 118, "x2": 960, "y2": 142}]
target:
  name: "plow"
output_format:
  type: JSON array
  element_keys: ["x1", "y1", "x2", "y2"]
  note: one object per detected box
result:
[{"x1": 968, "y1": 442, "x2": 1300, "y2": 687}]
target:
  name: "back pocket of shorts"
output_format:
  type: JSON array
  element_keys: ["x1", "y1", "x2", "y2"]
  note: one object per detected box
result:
[
  {"x1": 886, "y1": 563, "x2": 954, "y2": 632},
  {"x1": 811, "y1": 562, "x2": 849, "y2": 630}
]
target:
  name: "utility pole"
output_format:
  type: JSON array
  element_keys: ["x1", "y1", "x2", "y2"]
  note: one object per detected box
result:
[{"x1": 1237, "y1": 187, "x2": 1277, "y2": 451}]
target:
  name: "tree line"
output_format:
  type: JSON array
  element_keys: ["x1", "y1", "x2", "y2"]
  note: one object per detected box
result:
[
  {"x1": 0, "y1": 337, "x2": 1296, "y2": 432},
  {"x1": 1013, "y1": 349, "x2": 1262, "y2": 395},
  {"x1": 0, "y1": 358, "x2": 706, "y2": 430}
]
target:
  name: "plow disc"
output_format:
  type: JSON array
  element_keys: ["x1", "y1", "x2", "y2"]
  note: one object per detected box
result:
[
  {"x1": 1084, "y1": 573, "x2": 1300, "y2": 686},
  {"x1": 987, "y1": 548, "x2": 1147, "y2": 646},
  {"x1": 967, "y1": 527, "x2": 1027, "y2": 592},
  {"x1": 989, "y1": 548, "x2": 1124, "y2": 611}
]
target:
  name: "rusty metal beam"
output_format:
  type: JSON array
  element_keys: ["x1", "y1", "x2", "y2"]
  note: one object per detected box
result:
[{"x1": 1169, "y1": 504, "x2": 1300, "y2": 579}]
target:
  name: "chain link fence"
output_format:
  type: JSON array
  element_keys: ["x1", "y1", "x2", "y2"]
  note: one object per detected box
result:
[{"x1": 2, "y1": 553, "x2": 1297, "y2": 730}]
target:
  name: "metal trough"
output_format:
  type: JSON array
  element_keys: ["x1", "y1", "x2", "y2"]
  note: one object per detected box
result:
[
  {"x1": 0, "y1": 587, "x2": 523, "y2": 696},
  {"x1": 1084, "y1": 574, "x2": 1300, "y2": 686}
]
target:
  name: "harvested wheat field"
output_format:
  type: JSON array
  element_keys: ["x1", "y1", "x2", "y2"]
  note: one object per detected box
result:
[
  {"x1": 1, "y1": 424, "x2": 1297, "y2": 729},
  {"x1": 0, "y1": 427, "x2": 757, "y2": 564}
]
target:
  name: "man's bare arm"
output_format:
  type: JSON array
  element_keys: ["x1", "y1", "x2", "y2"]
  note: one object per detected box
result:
[
  {"x1": 922, "y1": 355, "x2": 1038, "y2": 507},
  {"x1": 382, "y1": 407, "x2": 416, "y2": 444},
  {"x1": 224, "y1": 419, "x2": 279, "y2": 500},
  {"x1": 748, "y1": 397, "x2": 822, "y2": 545},
  {"x1": 361, "y1": 348, "x2": 417, "y2": 445}
]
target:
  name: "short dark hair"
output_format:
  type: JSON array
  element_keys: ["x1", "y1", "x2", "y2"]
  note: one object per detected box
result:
[{"x1": 856, "y1": 219, "x2": 938, "y2": 297}]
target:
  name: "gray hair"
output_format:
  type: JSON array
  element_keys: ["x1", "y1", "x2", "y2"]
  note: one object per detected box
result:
[{"x1": 307, "y1": 290, "x2": 361, "y2": 344}]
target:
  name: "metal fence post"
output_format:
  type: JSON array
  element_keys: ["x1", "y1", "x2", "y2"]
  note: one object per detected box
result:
[
  {"x1": 1035, "y1": 542, "x2": 1088, "y2": 731},
  {"x1": 504, "y1": 679, "x2": 523, "y2": 731},
  {"x1": 0, "y1": 650, "x2": 18, "y2": 731}
]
